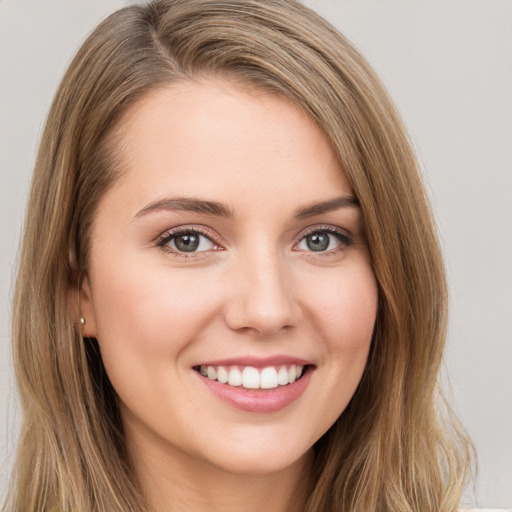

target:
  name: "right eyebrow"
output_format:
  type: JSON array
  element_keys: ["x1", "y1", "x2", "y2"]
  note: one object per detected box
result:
[{"x1": 134, "y1": 197, "x2": 234, "y2": 219}]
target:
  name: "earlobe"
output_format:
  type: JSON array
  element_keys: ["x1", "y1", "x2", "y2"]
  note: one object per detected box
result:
[
  {"x1": 67, "y1": 269, "x2": 98, "y2": 337},
  {"x1": 78, "y1": 273, "x2": 98, "y2": 338},
  {"x1": 68, "y1": 247, "x2": 98, "y2": 337}
]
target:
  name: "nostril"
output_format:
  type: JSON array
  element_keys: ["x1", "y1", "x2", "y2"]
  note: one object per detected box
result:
[{"x1": 224, "y1": 303, "x2": 300, "y2": 336}]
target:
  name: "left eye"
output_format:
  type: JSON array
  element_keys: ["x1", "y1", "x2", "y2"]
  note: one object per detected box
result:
[
  {"x1": 164, "y1": 231, "x2": 216, "y2": 253},
  {"x1": 296, "y1": 230, "x2": 348, "y2": 252}
]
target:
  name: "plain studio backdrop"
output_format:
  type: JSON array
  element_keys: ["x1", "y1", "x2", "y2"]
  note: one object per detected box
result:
[{"x1": 0, "y1": 0, "x2": 511, "y2": 508}]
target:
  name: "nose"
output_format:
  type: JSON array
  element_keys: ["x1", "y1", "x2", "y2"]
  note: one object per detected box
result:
[{"x1": 224, "y1": 248, "x2": 301, "y2": 336}]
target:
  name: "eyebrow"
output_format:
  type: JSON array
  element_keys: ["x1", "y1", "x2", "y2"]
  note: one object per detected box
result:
[
  {"x1": 294, "y1": 195, "x2": 359, "y2": 219},
  {"x1": 135, "y1": 197, "x2": 233, "y2": 218},
  {"x1": 134, "y1": 194, "x2": 359, "y2": 220}
]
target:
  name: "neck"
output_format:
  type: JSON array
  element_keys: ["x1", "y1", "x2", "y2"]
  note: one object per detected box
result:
[{"x1": 127, "y1": 425, "x2": 313, "y2": 512}]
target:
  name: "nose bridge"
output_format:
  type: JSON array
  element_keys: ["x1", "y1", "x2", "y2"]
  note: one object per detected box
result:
[{"x1": 225, "y1": 243, "x2": 299, "y2": 335}]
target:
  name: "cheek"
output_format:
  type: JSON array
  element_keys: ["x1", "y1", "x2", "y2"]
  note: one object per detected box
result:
[
  {"x1": 308, "y1": 261, "x2": 378, "y2": 354},
  {"x1": 290, "y1": 260, "x2": 378, "y2": 441},
  {"x1": 89, "y1": 257, "x2": 221, "y2": 376}
]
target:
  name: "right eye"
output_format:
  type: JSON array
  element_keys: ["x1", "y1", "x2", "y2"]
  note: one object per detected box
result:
[{"x1": 156, "y1": 227, "x2": 222, "y2": 256}]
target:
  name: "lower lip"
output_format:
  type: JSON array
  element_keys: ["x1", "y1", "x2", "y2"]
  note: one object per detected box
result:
[{"x1": 196, "y1": 367, "x2": 313, "y2": 413}]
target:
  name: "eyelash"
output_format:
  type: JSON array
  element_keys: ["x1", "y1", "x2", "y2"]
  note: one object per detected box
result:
[{"x1": 155, "y1": 224, "x2": 353, "y2": 259}]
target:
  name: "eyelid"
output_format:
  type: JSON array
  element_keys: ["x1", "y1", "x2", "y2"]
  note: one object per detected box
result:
[{"x1": 298, "y1": 224, "x2": 352, "y2": 239}]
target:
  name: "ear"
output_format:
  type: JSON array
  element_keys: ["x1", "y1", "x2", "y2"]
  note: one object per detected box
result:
[
  {"x1": 68, "y1": 251, "x2": 98, "y2": 337},
  {"x1": 78, "y1": 273, "x2": 98, "y2": 338}
]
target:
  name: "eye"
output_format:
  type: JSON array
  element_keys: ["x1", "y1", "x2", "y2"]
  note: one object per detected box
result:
[
  {"x1": 295, "y1": 227, "x2": 352, "y2": 253},
  {"x1": 156, "y1": 228, "x2": 221, "y2": 255}
]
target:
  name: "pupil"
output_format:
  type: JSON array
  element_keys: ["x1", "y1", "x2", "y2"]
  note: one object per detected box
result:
[
  {"x1": 307, "y1": 232, "x2": 329, "y2": 251},
  {"x1": 175, "y1": 233, "x2": 199, "y2": 252}
]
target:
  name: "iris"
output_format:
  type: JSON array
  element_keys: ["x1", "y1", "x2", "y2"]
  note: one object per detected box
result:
[
  {"x1": 306, "y1": 232, "x2": 330, "y2": 251},
  {"x1": 174, "y1": 233, "x2": 200, "y2": 252}
]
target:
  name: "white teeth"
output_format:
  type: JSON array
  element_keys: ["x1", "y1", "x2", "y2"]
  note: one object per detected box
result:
[
  {"x1": 242, "y1": 367, "x2": 260, "y2": 389},
  {"x1": 260, "y1": 367, "x2": 278, "y2": 389},
  {"x1": 199, "y1": 363, "x2": 306, "y2": 389},
  {"x1": 227, "y1": 367, "x2": 242, "y2": 387},
  {"x1": 277, "y1": 366, "x2": 289, "y2": 386},
  {"x1": 217, "y1": 366, "x2": 229, "y2": 384}
]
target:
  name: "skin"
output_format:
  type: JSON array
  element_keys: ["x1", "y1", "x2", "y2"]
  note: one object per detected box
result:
[{"x1": 80, "y1": 80, "x2": 378, "y2": 512}]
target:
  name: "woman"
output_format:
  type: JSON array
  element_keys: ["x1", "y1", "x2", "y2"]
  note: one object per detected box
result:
[{"x1": 4, "y1": 0, "x2": 472, "y2": 510}]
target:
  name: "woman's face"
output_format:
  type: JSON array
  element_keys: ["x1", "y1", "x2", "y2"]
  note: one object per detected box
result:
[{"x1": 81, "y1": 80, "x2": 378, "y2": 476}]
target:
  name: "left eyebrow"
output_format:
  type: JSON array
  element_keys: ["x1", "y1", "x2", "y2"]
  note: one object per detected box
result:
[{"x1": 294, "y1": 195, "x2": 359, "y2": 219}]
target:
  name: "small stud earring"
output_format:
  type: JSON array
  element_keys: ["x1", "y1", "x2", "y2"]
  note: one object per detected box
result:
[{"x1": 77, "y1": 273, "x2": 86, "y2": 327}]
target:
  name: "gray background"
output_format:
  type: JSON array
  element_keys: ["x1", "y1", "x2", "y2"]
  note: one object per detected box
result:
[{"x1": 1, "y1": 0, "x2": 511, "y2": 507}]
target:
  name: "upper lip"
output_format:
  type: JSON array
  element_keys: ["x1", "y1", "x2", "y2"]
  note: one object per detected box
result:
[{"x1": 195, "y1": 355, "x2": 314, "y2": 368}]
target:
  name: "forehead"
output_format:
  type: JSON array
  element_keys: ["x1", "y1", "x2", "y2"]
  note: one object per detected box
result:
[{"x1": 102, "y1": 79, "x2": 353, "y2": 219}]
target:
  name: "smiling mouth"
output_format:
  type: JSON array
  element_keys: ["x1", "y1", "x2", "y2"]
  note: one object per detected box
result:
[{"x1": 193, "y1": 364, "x2": 309, "y2": 390}]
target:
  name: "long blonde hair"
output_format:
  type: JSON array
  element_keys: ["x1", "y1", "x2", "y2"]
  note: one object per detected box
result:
[{"x1": 5, "y1": 0, "x2": 472, "y2": 510}]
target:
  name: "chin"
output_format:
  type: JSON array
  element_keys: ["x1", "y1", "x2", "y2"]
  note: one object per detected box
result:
[{"x1": 200, "y1": 436, "x2": 313, "y2": 476}]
